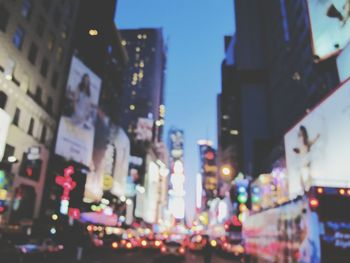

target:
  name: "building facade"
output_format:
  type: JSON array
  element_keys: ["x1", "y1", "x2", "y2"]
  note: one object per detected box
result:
[{"x1": 0, "y1": 0, "x2": 80, "y2": 223}]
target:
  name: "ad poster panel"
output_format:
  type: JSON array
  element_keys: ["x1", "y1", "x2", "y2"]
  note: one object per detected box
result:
[
  {"x1": 0, "y1": 109, "x2": 10, "y2": 161},
  {"x1": 84, "y1": 125, "x2": 130, "y2": 202},
  {"x1": 55, "y1": 56, "x2": 101, "y2": 166},
  {"x1": 284, "y1": 78, "x2": 350, "y2": 198},
  {"x1": 307, "y1": 0, "x2": 350, "y2": 60},
  {"x1": 243, "y1": 197, "x2": 321, "y2": 263},
  {"x1": 135, "y1": 118, "x2": 154, "y2": 142}
]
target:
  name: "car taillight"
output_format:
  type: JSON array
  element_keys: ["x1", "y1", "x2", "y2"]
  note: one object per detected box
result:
[
  {"x1": 112, "y1": 242, "x2": 118, "y2": 249},
  {"x1": 339, "y1": 189, "x2": 346, "y2": 195},
  {"x1": 309, "y1": 197, "x2": 319, "y2": 209},
  {"x1": 161, "y1": 246, "x2": 167, "y2": 253},
  {"x1": 141, "y1": 240, "x2": 147, "y2": 247},
  {"x1": 179, "y1": 247, "x2": 185, "y2": 254},
  {"x1": 155, "y1": 240, "x2": 161, "y2": 247},
  {"x1": 126, "y1": 242, "x2": 132, "y2": 249}
]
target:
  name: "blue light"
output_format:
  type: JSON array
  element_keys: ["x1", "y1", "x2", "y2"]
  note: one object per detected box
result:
[
  {"x1": 238, "y1": 186, "x2": 246, "y2": 194},
  {"x1": 252, "y1": 187, "x2": 260, "y2": 194}
]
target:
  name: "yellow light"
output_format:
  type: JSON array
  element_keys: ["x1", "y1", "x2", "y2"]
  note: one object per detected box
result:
[
  {"x1": 136, "y1": 47, "x2": 141, "y2": 52},
  {"x1": 222, "y1": 167, "x2": 231, "y2": 176},
  {"x1": 239, "y1": 204, "x2": 247, "y2": 212},
  {"x1": 121, "y1": 40, "x2": 126, "y2": 46},
  {"x1": 141, "y1": 240, "x2": 147, "y2": 246},
  {"x1": 112, "y1": 242, "x2": 118, "y2": 249},
  {"x1": 340, "y1": 189, "x2": 346, "y2": 195},
  {"x1": 210, "y1": 240, "x2": 217, "y2": 247},
  {"x1": 88, "y1": 29, "x2": 98, "y2": 36},
  {"x1": 317, "y1": 187, "x2": 324, "y2": 194},
  {"x1": 130, "y1": 105, "x2": 135, "y2": 110},
  {"x1": 155, "y1": 240, "x2": 161, "y2": 247},
  {"x1": 51, "y1": 214, "x2": 58, "y2": 221},
  {"x1": 230, "y1": 130, "x2": 239, "y2": 135},
  {"x1": 137, "y1": 34, "x2": 142, "y2": 39}
]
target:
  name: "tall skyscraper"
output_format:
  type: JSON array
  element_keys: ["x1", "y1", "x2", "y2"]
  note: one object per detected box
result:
[
  {"x1": 119, "y1": 28, "x2": 166, "y2": 143},
  {"x1": 0, "y1": 0, "x2": 80, "y2": 223}
]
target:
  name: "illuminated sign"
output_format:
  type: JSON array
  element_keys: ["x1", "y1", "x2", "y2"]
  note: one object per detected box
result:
[
  {"x1": 0, "y1": 109, "x2": 10, "y2": 162},
  {"x1": 55, "y1": 166, "x2": 77, "y2": 214}
]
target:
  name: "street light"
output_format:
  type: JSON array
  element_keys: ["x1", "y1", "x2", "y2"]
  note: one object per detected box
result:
[{"x1": 7, "y1": 156, "x2": 17, "y2": 163}]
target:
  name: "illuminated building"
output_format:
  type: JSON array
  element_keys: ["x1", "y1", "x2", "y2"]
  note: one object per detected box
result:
[
  {"x1": 0, "y1": 0, "x2": 80, "y2": 223},
  {"x1": 168, "y1": 128, "x2": 185, "y2": 220},
  {"x1": 198, "y1": 140, "x2": 218, "y2": 207},
  {"x1": 119, "y1": 28, "x2": 166, "y2": 142}
]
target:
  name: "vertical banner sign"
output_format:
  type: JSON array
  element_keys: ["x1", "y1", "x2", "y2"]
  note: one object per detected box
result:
[{"x1": 0, "y1": 109, "x2": 10, "y2": 161}]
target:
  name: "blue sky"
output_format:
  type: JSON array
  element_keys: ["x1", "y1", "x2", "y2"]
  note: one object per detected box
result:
[{"x1": 115, "y1": 0, "x2": 234, "y2": 222}]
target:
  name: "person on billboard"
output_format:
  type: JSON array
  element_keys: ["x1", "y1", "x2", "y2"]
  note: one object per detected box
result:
[
  {"x1": 71, "y1": 73, "x2": 94, "y2": 129},
  {"x1": 293, "y1": 125, "x2": 320, "y2": 192},
  {"x1": 326, "y1": 0, "x2": 350, "y2": 26}
]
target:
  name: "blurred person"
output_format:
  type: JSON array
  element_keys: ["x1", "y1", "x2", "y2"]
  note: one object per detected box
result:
[{"x1": 202, "y1": 235, "x2": 212, "y2": 263}]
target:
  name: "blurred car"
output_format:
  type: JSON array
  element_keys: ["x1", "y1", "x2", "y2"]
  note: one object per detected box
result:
[
  {"x1": 16, "y1": 238, "x2": 65, "y2": 260},
  {"x1": 160, "y1": 240, "x2": 186, "y2": 257},
  {"x1": 139, "y1": 236, "x2": 163, "y2": 250},
  {"x1": 220, "y1": 236, "x2": 244, "y2": 257},
  {"x1": 0, "y1": 239, "x2": 21, "y2": 263},
  {"x1": 187, "y1": 234, "x2": 205, "y2": 252},
  {"x1": 110, "y1": 236, "x2": 138, "y2": 251}
]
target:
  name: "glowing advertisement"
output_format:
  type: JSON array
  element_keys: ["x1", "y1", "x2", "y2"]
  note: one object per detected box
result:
[
  {"x1": 243, "y1": 197, "x2": 321, "y2": 263},
  {"x1": 55, "y1": 56, "x2": 101, "y2": 166},
  {"x1": 284, "y1": 78, "x2": 350, "y2": 198},
  {"x1": 169, "y1": 129, "x2": 184, "y2": 160},
  {"x1": 307, "y1": 0, "x2": 350, "y2": 60},
  {"x1": 0, "y1": 109, "x2": 10, "y2": 161},
  {"x1": 143, "y1": 162, "x2": 159, "y2": 224}
]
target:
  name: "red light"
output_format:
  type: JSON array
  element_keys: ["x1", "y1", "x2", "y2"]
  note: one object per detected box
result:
[
  {"x1": 347, "y1": 190, "x2": 350, "y2": 196},
  {"x1": 0, "y1": 207, "x2": 4, "y2": 213},
  {"x1": 316, "y1": 187, "x2": 324, "y2": 194},
  {"x1": 205, "y1": 151, "x2": 215, "y2": 160},
  {"x1": 309, "y1": 197, "x2": 319, "y2": 209},
  {"x1": 232, "y1": 215, "x2": 242, "y2": 226},
  {"x1": 179, "y1": 247, "x2": 185, "y2": 254},
  {"x1": 68, "y1": 208, "x2": 80, "y2": 219},
  {"x1": 87, "y1": 225, "x2": 93, "y2": 232},
  {"x1": 339, "y1": 189, "x2": 346, "y2": 195},
  {"x1": 161, "y1": 246, "x2": 166, "y2": 253},
  {"x1": 224, "y1": 223, "x2": 229, "y2": 230},
  {"x1": 112, "y1": 242, "x2": 118, "y2": 249},
  {"x1": 25, "y1": 167, "x2": 33, "y2": 177}
]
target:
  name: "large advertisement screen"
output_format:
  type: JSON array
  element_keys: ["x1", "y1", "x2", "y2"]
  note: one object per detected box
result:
[
  {"x1": 307, "y1": 0, "x2": 350, "y2": 60},
  {"x1": 55, "y1": 56, "x2": 101, "y2": 166},
  {"x1": 284, "y1": 78, "x2": 350, "y2": 198}
]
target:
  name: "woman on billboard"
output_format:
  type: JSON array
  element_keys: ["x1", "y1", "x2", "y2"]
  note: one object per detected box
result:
[{"x1": 71, "y1": 73, "x2": 94, "y2": 129}]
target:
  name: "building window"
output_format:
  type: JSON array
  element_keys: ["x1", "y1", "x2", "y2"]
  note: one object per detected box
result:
[
  {"x1": 35, "y1": 86, "x2": 42, "y2": 103},
  {"x1": 13, "y1": 108, "x2": 20, "y2": 126},
  {"x1": 51, "y1": 71, "x2": 59, "y2": 88},
  {"x1": 4, "y1": 58, "x2": 15, "y2": 80},
  {"x1": 28, "y1": 117, "x2": 34, "y2": 135},
  {"x1": 40, "y1": 58, "x2": 49, "y2": 77},
  {"x1": 0, "y1": 5, "x2": 10, "y2": 32},
  {"x1": 13, "y1": 26, "x2": 25, "y2": 50},
  {"x1": 40, "y1": 125, "x2": 46, "y2": 143},
  {"x1": 56, "y1": 46, "x2": 63, "y2": 62},
  {"x1": 0, "y1": 91, "x2": 7, "y2": 109},
  {"x1": 47, "y1": 96, "x2": 53, "y2": 114},
  {"x1": 36, "y1": 16, "x2": 45, "y2": 37},
  {"x1": 28, "y1": 42, "x2": 38, "y2": 64},
  {"x1": 53, "y1": 7, "x2": 61, "y2": 27},
  {"x1": 47, "y1": 32, "x2": 55, "y2": 51},
  {"x1": 21, "y1": 0, "x2": 33, "y2": 20}
]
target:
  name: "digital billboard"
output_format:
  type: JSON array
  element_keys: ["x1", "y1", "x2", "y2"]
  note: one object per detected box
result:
[
  {"x1": 307, "y1": 0, "x2": 350, "y2": 60},
  {"x1": 168, "y1": 129, "x2": 184, "y2": 161},
  {"x1": 55, "y1": 56, "x2": 101, "y2": 166},
  {"x1": 284, "y1": 78, "x2": 350, "y2": 198}
]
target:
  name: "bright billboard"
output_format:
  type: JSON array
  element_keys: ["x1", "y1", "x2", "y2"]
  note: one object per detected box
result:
[
  {"x1": 307, "y1": 0, "x2": 350, "y2": 60},
  {"x1": 55, "y1": 56, "x2": 101, "y2": 166},
  {"x1": 284, "y1": 78, "x2": 350, "y2": 198}
]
